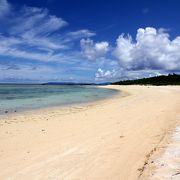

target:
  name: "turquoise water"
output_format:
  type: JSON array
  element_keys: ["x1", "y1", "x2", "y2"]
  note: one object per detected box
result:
[{"x1": 0, "y1": 85, "x2": 119, "y2": 114}]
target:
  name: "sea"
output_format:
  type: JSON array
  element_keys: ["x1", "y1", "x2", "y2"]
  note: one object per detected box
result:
[{"x1": 0, "y1": 84, "x2": 119, "y2": 114}]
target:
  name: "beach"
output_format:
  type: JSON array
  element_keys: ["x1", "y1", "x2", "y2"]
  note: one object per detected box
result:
[{"x1": 0, "y1": 85, "x2": 179, "y2": 179}]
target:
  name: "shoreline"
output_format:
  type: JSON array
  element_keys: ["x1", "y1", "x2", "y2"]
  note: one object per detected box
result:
[
  {"x1": 0, "y1": 85, "x2": 122, "y2": 119},
  {"x1": 0, "y1": 85, "x2": 179, "y2": 179}
]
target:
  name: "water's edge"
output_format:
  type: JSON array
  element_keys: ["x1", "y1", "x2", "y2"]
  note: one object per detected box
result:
[{"x1": 0, "y1": 85, "x2": 120, "y2": 116}]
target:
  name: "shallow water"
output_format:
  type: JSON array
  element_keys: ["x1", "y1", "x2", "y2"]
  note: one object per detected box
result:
[{"x1": 0, "y1": 85, "x2": 119, "y2": 114}]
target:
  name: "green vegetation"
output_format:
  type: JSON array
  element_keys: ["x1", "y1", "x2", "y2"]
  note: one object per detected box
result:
[{"x1": 112, "y1": 74, "x2": 180, "y2": 85}]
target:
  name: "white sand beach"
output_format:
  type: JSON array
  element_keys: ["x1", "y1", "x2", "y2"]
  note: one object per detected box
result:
[
  {"x1": 0, "y1": 85, "x2": 179, "y2": 180},
  {"x1": 149, "y1": 125, "x2": 180, "y2": 180}
]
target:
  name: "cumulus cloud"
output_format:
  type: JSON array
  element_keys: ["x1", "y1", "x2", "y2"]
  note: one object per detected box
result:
[
  {"x1": 113, "y1": 27, "x2": 180, "y2": 71},
  {"x1": 95, "y1": 68, "x2": 118, "y2": 81},
  {"x1": 95, "y1": 27, "x2": 180, "y2": 81},
  {"x1": 80, "y1": 38, "x2": 109, "y2": 60}
]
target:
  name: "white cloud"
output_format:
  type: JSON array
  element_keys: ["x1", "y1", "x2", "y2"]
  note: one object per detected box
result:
[
  {"x1": 6, "y1": 5, "x2": 68, "y2": 51},
  {"x1": 96, "y1": 27, "x2": 180, "y2": 81},
  {"x1": 0, "y1": 63, "x2": 61, "y2": 82},
  {"x1": 95, "y1": 68, "x2": 118, "y2": 81},
  {"x1": 0, "y1": 0, "x2": 10, "y2": 17},
  {"x1": 80, "y1": 38, "x2": 109, "y2": 60},
  {"x1": 11, "y1": 6, "x2": 67, "y2": 35},
  {"x1": 113, "y1": 27, "x2": 180, "y2": 71},
  {"x1": 0, "y1": 59, "x2": 89, "y2": 82},
  {"x1": 65, "y1": 30, "x2": 95, "y2": 41},
  {"x1": 95, "y1": 67, "x2": 169, "y2": 82},
  {"x1": 0, "y1": 45, "x2": 80, "y2": 63},
  {"x1": 0, "y1": 1, "x2": 95, "y2": 62}
]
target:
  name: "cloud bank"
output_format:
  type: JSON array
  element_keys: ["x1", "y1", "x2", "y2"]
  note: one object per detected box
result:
[{"x1": 94, "y1": 27, "x2": 180, "y2": 81}]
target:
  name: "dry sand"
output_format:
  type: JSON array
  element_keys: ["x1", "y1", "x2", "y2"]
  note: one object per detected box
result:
[
  {"x1": 149, "y1": 125, "x2": 180, "y2": 180},
  {"x1": 0, "y1": 85, "x2": 179, "y2": 180}
]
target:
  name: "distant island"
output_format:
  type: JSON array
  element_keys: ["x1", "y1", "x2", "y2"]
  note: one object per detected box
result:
[
  {"x1": 42, "y1": 82, "x2": 110, "y2": 86},
  {"x1": 43, "y1": 74, "x2": 180, "y2": 86},
  {"x1": 1, "y1": 74, "x2": 179, "y2": 86},
  {"x1": 112, "y1": 74, "x2": 180, "y2": 85}
]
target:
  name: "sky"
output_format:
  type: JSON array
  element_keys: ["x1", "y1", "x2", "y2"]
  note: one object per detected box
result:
[{"x1": 0, "y1": 0, "x2": 180, "y2": 83}]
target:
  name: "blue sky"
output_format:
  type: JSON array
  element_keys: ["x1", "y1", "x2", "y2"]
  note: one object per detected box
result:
[{"x1": 0, "y1": 0, "x2": 180, "y2": 83}]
